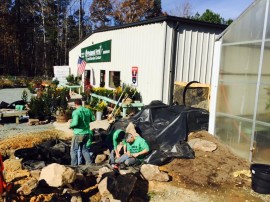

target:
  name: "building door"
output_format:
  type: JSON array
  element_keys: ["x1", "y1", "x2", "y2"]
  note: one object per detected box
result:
[{"x1": 100, "y1": 70, "x2": 105, "y2": 87}]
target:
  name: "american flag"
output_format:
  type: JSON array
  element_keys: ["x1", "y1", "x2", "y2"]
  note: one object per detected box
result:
[{"x1": 77, "y1": 56, "x2": 86, "y2": 76}]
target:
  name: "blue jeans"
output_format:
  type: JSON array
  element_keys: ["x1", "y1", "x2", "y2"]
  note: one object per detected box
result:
[
  {"x1": 78, "y1": 149, "x2": 94, "y2": 165},
  {"x1": 115, "y1": 154, "x2": 139, "y2": 166},
  {"x1": 70, "y1": 135, "x2": 91, "y2": 166}
]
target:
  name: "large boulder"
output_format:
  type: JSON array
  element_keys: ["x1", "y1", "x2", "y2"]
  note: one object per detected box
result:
[
  {"x1": 39, "y1": 163, "x2": 76, "y2": 187},
  {"x1": 140, "y1": 164, "x2": 169, "y2": 182}
]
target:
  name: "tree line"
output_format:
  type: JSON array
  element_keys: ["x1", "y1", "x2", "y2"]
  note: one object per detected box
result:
[{"x1": 0, "y1": 0, "x2": 231, "y2": 77}]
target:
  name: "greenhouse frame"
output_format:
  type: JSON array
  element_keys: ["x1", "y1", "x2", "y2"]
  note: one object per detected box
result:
[{"x1": 209, "y1": 0, "x2": 270, "y2": 164}]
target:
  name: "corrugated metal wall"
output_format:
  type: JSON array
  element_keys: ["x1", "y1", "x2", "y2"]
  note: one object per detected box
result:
[
  {"x1": 69, "y1": 21, "x2": 219, "y2": 105},
  {"x1": 174, "y1": 30, "x2": 216, "y2": 84},
  {"x1": 69, "y1": 22, "x2": 167, "y2": 105}
]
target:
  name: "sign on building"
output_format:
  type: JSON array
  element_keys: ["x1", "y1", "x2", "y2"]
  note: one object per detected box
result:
[
  {"x1": 81, "y1": 40, "x2": 111, "y2": 63},
  {"x1": 53, "y1": 66, "x2": 70, "y2": 85},
  {"x1": 132, "y1": 66, "x2": 138, "y2": 86}
]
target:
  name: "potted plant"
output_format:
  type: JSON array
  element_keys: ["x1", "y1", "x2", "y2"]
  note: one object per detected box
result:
[
  {"x1": 95, "y1": 101, "x2": 107, "y2": 121},
  {"x1": 55, "y1": 87, "x2": 69, "y2": 122}
]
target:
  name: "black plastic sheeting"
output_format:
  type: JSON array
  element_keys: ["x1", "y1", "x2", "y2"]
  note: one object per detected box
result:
[
  {"x1": 0, "y1": 100, "x2": 26, "y2": 109},
  {"x1": 108, "y1": 100, "x2": 209, "y2": 165},
  {"x1": 14, "y1": 139, "x2": 71, "y2": 168}
]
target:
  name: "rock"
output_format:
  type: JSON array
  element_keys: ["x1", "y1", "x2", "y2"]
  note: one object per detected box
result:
[
  {"x1": 188, "y1": 138, "x2": 217, "y2": 152},
  {"x1": 103, "y1": 149, "x2": 110, "y2": 156},
  {"x1": 95, "y1": 154, "x2": 107, "y2": 164},
  {"x1": 17, "y1": 178, "x2": 38, "y2": 195},
  {"x1": 30, "y1": 170, "x2": 41, "y2": 180},
  {"x1": 140, "y1": 164, "x2": 169, "y2": 182},
  {"x1": 98, "y1": 172, "x2": 137, "y2": 202},
  {"x1": 63, "y1": 188, "x2": 82, "y2": 202},
  {"x1": 97, "y1": 166, "x2": 112, "y2": 183},
  {"x1": 39, "y1": 163, "x2": 76, "y2": 187},
  {"x1": 98, "y1": 177, "x2": 112, "y2": 198},
  {"x1": 28, "y1": 119, "x2": 40, "y2": 126},
  {"x1": 3, "y1": 158, "x2": 22, "y2": 172}
]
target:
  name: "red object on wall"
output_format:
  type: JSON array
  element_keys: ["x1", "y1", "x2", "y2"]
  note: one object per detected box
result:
[{"x1": 132, "y1": 66, "x2": 138, "y2": 86}]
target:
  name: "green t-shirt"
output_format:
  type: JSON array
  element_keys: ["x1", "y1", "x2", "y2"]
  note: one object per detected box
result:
[
  {"x1": 106, "y1": 129, "x2": 126, "y2": 150},
  {"x1": 127, "y1": 136, "x2": 150, "y2": 160},
  {"x1": 70, "y1": 106, "x2": 95, "y2": 135},
  {"x1": 112, "y1": 129, "x2": 126, "y2": 150}
]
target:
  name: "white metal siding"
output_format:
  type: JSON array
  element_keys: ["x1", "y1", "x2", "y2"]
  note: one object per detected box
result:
[
  {"x1": 175, "y1": 30, "x2": 216, "y2": 84},
  {"x1": 69, "y1": 22, "x2": 167, "y2": 105}
]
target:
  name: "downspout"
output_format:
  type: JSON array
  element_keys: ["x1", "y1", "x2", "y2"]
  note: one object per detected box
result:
[
  {"x1": 168, "y1": 22, "x2": 180, "y2": 105},
  {"x1": 161, "y1": 22, "x2": 168, "y2": 101}
]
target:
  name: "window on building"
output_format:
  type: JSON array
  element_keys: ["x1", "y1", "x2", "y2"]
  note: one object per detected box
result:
[
  {"x1": 100, "y1": 70, "x2": 105, "y2": 87},
  {"x1": 109, "y1": 71, "x2": 121, "y2": 88}
]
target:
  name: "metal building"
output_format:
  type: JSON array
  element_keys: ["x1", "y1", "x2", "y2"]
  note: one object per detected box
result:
[{"x1": 69, "y1": 16, "x2": 226, "y2": 105}]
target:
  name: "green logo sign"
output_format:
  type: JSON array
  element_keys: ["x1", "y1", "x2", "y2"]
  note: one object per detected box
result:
[{"x1": 81, "y1": 40, "x2": 111, "y2": 63}]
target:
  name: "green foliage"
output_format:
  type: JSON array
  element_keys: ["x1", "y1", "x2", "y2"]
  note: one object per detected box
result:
[
  {"x1": 92, "y1": 87, "x2": 114, "y2": 98},
  {"x1": 56, "y1": 87, "x2": 69, "y2": 114},
  {"x1": 89, "y1": 97, "x2": 99, "y2": 109},
  {"x1": 66, "y1": 74, "x2": 81, "y2": 85},
  {"x1": 191, "y1": 9, "x2": 232, "y2": 25},
  {"x1": 27, "y1": 85, "x2": 69, "y2": 119},
  {"x1": 52, "y1": 78, "x2": 59, "y2": 85},
  {"x1": 266, "y1": 88, "x2": 270, "y2": 110},
  {"x1": 123, "y1": 84, "x2": 141, "y2": 101},
  {"x1": 21, "y1": 90, "x2": 28, "y2": 103},
  {"x1": 95, "y1": 100, "x2": 107, "y2": 112},
  {"x1": 28, "y1": 97, "x2": 45, "y2": 119}
]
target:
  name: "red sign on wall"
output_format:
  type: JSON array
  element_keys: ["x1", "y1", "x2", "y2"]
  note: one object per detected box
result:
[{"x1": 132, "y1": 66, "x2": 138, "y2": 86}]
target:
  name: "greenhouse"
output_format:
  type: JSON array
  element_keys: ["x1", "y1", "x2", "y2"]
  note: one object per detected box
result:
[{"x1": 210, "y1": 0, "x2": 270, "y2": 164}]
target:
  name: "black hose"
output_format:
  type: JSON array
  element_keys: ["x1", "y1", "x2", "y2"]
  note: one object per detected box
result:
[{"x1": 183, "y1": 81, "x2": 200, "y2": 106}]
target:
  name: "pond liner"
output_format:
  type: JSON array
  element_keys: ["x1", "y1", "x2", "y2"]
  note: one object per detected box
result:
[
  {"x1": 14, "y1": 139, "x2": 71, "y2": 166},
  {"x1": 108, "y1": 100, "x2": 207, "y2": 166},
  {"x1": 250, "y1": 163, "x2": 270, "y2": 194}
]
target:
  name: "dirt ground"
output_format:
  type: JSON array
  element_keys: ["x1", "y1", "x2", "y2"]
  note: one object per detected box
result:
[{"x1": 1, "y1": 128, "x2": 270, "y2": 202}]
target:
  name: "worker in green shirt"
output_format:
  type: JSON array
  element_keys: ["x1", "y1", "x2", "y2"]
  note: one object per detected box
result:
[
  {"x1": 115, "y1": 133, "x2": 150, "y2": 167},
  {"x1": 109, "y1": 129, "x2": 126, "y2": 165},
  {"x1": 69, "y1": 99, "x2": 95, "y2": 166}
]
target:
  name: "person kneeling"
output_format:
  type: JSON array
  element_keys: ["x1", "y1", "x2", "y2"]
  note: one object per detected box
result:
[
  {"x1": 109, "y1": 129, "x2": 127, "y2": 167},
  {"x1": 115, "y1": 133, "x2": 149, "y2": 168}
]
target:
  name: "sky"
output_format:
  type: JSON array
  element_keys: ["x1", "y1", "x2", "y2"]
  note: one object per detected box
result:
[{"x1": 161, "y1": 0, "x2": 255, "y2": 20}]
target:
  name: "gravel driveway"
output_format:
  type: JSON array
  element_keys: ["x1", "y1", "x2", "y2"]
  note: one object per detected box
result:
[{"x1": 0, "y1": 88, "x2": 33, "y2": 103}]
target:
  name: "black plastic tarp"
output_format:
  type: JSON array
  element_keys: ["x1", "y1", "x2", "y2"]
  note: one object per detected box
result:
[{"x1": 108, "y1": 100, "x2": 209, "y2": 165}]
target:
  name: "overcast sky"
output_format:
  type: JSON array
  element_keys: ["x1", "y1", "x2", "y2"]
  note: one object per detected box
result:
[{"x1": 162, "y1": 0, "x2": 255, "y2": 20}]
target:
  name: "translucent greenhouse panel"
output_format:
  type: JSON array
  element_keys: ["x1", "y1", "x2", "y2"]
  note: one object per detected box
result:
[
  {"x1": 261, "y1": 41, "x2": 270, "y2": 84},
  {"x1": 252, "y1": 125, "x2": 270, "y2": 164},
  {"x1": 220, "y1": 45, "x2": 261, "y2": 82},
  {"x1": 216, "y1": 82, "x2": 256, "y2": 116},
  {"x1": 215, "y1": 115, "x2": 252, "y2": 159},
  {"x1": 266, "y1": 0, "x2": 270, "y2": 39},
  {"x1": 256, "y1": 84, "x2": 270, "y2": 122},
  {"x1": 223, "y1": 0, "x2": 266, "y2": 43}
]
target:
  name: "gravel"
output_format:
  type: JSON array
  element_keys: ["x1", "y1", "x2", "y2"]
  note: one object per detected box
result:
[
  {"x1": 0, "y1": 88, "x2": 33, "y2": 103},
  {"x1": 0, "y1": 122, "x2": 55, "y2": 140}
]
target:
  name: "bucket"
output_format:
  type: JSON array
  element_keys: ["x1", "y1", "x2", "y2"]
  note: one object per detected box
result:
[
  {"x1": 250, "y1": 163, "x2": 270, "y2": 194},
  {"x1": 96, "y1": 111, "x2": 103, "y2": 121}
]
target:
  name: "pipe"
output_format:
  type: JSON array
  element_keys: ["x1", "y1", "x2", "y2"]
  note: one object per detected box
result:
[{"x1": 168, "y1": 21, "x2": 180, "y2": 105}]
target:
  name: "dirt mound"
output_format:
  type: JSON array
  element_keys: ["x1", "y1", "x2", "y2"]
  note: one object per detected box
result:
[{"x1": 161, "y1": 131, "x2": 250, "y2": 188}]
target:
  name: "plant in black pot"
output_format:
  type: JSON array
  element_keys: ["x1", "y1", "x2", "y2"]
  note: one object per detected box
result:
[
  {"x1": 55, "y1": 87, "x2": 69, "y2": 122},
  {"x1": 28, "y1": 96, "x2": 45, "y2": 120}
]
